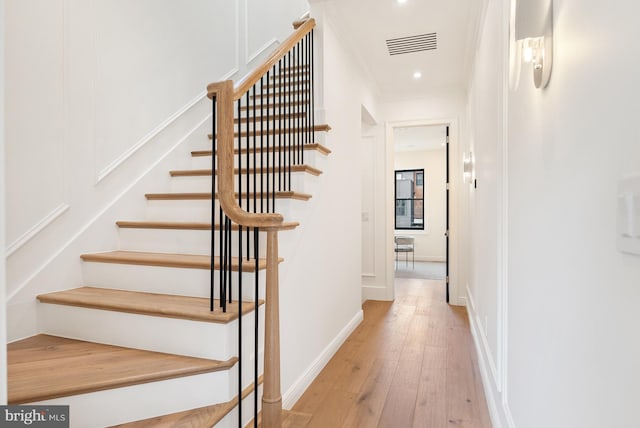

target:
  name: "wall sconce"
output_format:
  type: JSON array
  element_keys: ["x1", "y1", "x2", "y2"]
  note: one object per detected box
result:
[
  {"x1": 463, "y1": 152, "x2": 474, "y2": 184},
  {"x1": 511, "y1": 0, "x2": 553, "y2": 89}
]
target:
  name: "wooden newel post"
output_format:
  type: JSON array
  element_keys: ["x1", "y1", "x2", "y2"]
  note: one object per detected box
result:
[{"x1": 262, "y1": 230, "x2": 282, "y2": 427}]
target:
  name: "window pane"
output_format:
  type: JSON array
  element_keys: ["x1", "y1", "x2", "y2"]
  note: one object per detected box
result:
[{"x1": 394, "y1": 169, "x2": 424, "y2": 230}]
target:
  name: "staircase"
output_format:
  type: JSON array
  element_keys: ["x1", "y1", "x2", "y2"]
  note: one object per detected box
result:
[{"x1": 7, "y1": 18, "x2": 327, "y2": 427}]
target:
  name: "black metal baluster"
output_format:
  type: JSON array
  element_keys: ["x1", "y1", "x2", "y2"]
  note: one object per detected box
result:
[
  {"x1": 302, "y1": 33, "x2": 312, "y2": 156},
  {"x1": 260, "y1": 77, "x2": 264, "y2": 214},
  {"x1": 266, "y1": 70, "x2": 271, "y2": 213},
  {"x1": 246, "y1": 91, "x2": 251, "y2": 260},
  {"x1": 271, "y1": 65, "x2": 277, "y2": 211},
  {"x1": 211, "y1": 96, "x2": 217, "y2": 312},
  {"x1": 278, "y1": 59, "x2": 283, "y2": 193},
  {"x1": 253, "y1": 84, "x2": 257, "y2": 219},
  {"x1": 253, "y1": 227, "x2": 259, "y2": 427},
  {"x1": 311, "y1": 29, "x2": 315, "y2": 147},
  {"x1": 238, "y1": 224, "x2": 243, "y2": 428},
  {"x1": 219, "y1": 212, "x2": 229, "y2": 312},
  {"x1": 296, "y1": 41, "x2": 304, "y2": 165},
  {"x1": 287, "y1": 51, "x2": 292, "y2": 192}
]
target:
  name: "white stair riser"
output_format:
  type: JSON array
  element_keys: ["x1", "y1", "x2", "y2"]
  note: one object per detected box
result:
[
  {"x1": 191, "y1": 150, "x2": 322, "y2": 169},
  {"x1": 169, "y1": 173, "x2": 307, "y2": 193},
  {"x1": 216, "y1": 384, "x2": 264, "y2": 428},
  {"x1": 117, "y1": 227, "x2": 268, "y2": 255},
  {"x1": 145, "y1": 199, "x2": 304, "y2": 223},
  {"x1": 38, "y1": 303, "x2": 264, "y2": 361},
  {"x1": 29, "y1": 370, "x2": 234, "y2": 428},
  {"x1": 82, "y1": 262, "x2": 265, "y2": 300}
]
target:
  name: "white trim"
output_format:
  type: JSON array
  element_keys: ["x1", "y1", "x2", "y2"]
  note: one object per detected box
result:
[
  {"x1": 282, "y1": 309, "x2": 363, "y2": 409},
  {"x1": 500, "y1": 0, "x2": 511, "y2": 409},
  {"x1": 468, "y1": 296, "x2": 504, "y2": 428},
  {"x1": 504, "y1": 404, "x2": 516, "y2": 428},
  {"x1": 361, "y1": 134, "x2": 377, "y2": 280},
  {"x1": 6, "y1": 203, "x2": 70, "y2": 257},
  {"x1": 361, "y1": 285, "x2": 390, "y2": 302},
  {"x1": 467, "y1": 284, "x2": 499, "y2": 386},
  {"x1": 8, "y1": 114, "x2": 211, "y2": 302},
  {"x1": 386, "y1": 118, "x2": 461, "y2": 305},
  {"x1": 413, "y1": 256, "x2": 446, "y2": 263},
  {"x1": 246, "y1": 38, "x2": 279, "y2": 65},
  {"x1": 466, "y1": 283, "x2": 477, "y2": 312},
  {"x1": 221, "y1": 67, "x2": 240, "y2": 82},
  {"x1": 97, "y1": 91, "x2": 207, "y2": 183}
]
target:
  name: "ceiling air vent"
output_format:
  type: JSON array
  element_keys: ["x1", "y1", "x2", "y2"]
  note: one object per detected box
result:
[{"x1": 386, "y1": 33, "x2": 437, "y2": 56}]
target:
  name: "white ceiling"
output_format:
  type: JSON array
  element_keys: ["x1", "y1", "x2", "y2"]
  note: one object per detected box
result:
[{"x1": 320, "y1": 0, "x2": 484, "y2": 101}]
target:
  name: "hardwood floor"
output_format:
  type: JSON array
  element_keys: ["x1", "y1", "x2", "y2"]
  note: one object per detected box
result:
[{"x1": 292, "y1": 278, "x2": 492, "y2": 428}]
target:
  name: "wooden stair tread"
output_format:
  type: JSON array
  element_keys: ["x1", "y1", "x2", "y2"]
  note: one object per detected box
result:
[
  {"x1": 145, "y1": 191, "x2": 312, "y2": 201},
  {"x1": 250, "y1": 88, "x2": 310, "y2": 99},
  {"x1": 271, "y1": 70, "x2": 310, "y2": 80},
  {"x1": 240, "y1": 100, "x2": 308, "y2": 111},
  {"x1": 7, "y1": 334, "x2": 236, "y2": 404},
  {"x1": 80, "y1": 251, "x2": 279, "y2": 272},
  {"x1": 116, "y1": 220, "x2": 299, "y2": 231},
  {"x1": 169, "y1": 164, "x2": 322, "y2": 177},
  {"x1": 208, "y1": 124, "x2": 331, "y2": 139},
  {"x1": 234, "y1": 112, "x2": 306, "y2": 123},
  {"x1": 192, "y1": 142, "x2": 332, "y2": 157},
  {"x1": 263, "y1": 81, "x2": 310, "y2": 90},
  {"x1": 113, "y1": 376, "x2": 264, "y2": 428},
  {"x1": 37, "y1": 287, "x2": 261, "y2": 324}
]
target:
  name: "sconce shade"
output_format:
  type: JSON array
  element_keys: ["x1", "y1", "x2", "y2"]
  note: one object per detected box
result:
[
  {"x1": 514, "y1": 0, "x2": 553, "y2": 88},
  {"x1": 515, "y1": 0, "x2": 552, "y2": 40}
]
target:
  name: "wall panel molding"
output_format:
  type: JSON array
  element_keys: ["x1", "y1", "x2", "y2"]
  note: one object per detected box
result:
[
  {"x1": 97, "y1": 91, "x2": 207, "y2": 183},
  {"x1": 6, "y1": 203, "x2": 70, "y2": 257}
]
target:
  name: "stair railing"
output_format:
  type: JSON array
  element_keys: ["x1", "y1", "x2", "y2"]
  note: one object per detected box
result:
[{"x1": 207, "y1": 18, "x2": 316, "y2": 428}]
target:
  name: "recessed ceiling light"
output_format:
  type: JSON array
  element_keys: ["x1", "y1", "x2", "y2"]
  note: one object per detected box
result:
[
  {"x1": 413, "y1": 71, "x2": 422, "y2": 79},
  {"x1": 397, "y1": 0, "x2": 408, "y2": 4}
]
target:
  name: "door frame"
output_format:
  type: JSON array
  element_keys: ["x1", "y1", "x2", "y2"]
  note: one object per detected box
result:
[{"x1": 385, "y1": 118, "x2": 462, "y2": 305}]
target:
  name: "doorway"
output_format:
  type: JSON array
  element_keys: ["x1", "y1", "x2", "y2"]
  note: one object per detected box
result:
[{"x1": 390, "y1": 123, "x2": 452, "y2": 303}]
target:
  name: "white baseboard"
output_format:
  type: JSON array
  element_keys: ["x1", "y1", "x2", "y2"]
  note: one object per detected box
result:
[
  {"x1": 414, "y1": 256, "x2": 446, "y2": 263},
  {"x1": 282, "y1": 309, "x2": 363, "y2": 409},
  {"x1": 361, "y1": 285, "x2": 390, "y2": 301},
  {"x1": 466, "y1": 286, "x2": 513, "y2": 428}
]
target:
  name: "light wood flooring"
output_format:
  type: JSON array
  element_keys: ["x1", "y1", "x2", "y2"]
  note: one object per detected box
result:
[{"x1": 292, "y1": 277, "x2": 492, "y2": 427}]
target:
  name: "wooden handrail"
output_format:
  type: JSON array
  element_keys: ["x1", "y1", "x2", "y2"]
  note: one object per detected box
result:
[
  {"x1": 206, "y1": 81, "x2": 284, "y2": 229},
  {"x1": 207, "y1": 18, "x2": 315, "y2": 101}
]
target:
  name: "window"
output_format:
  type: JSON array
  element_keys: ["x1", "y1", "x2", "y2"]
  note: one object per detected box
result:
[{"x1": 395, "y1": 169, "x2": 424, "y2": 230}]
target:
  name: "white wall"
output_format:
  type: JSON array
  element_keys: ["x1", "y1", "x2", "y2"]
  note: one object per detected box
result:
[
  {"x1": 0, "y1": 0, "x2": 7, "y2": 405},
  {"x1": 466, "y1": 0, "x2": 640, "y2": 427},
  {"x1": 394, "y1": 148, "x2": 447, "y2": 262},
  {"x1": 5, "y1": 0, "x2": 310, "y2": 341}
]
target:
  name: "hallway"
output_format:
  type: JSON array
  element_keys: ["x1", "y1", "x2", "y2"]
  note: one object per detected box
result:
[{"x1": 293, "y1": 278, "x2": 492, "y2": 427}]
